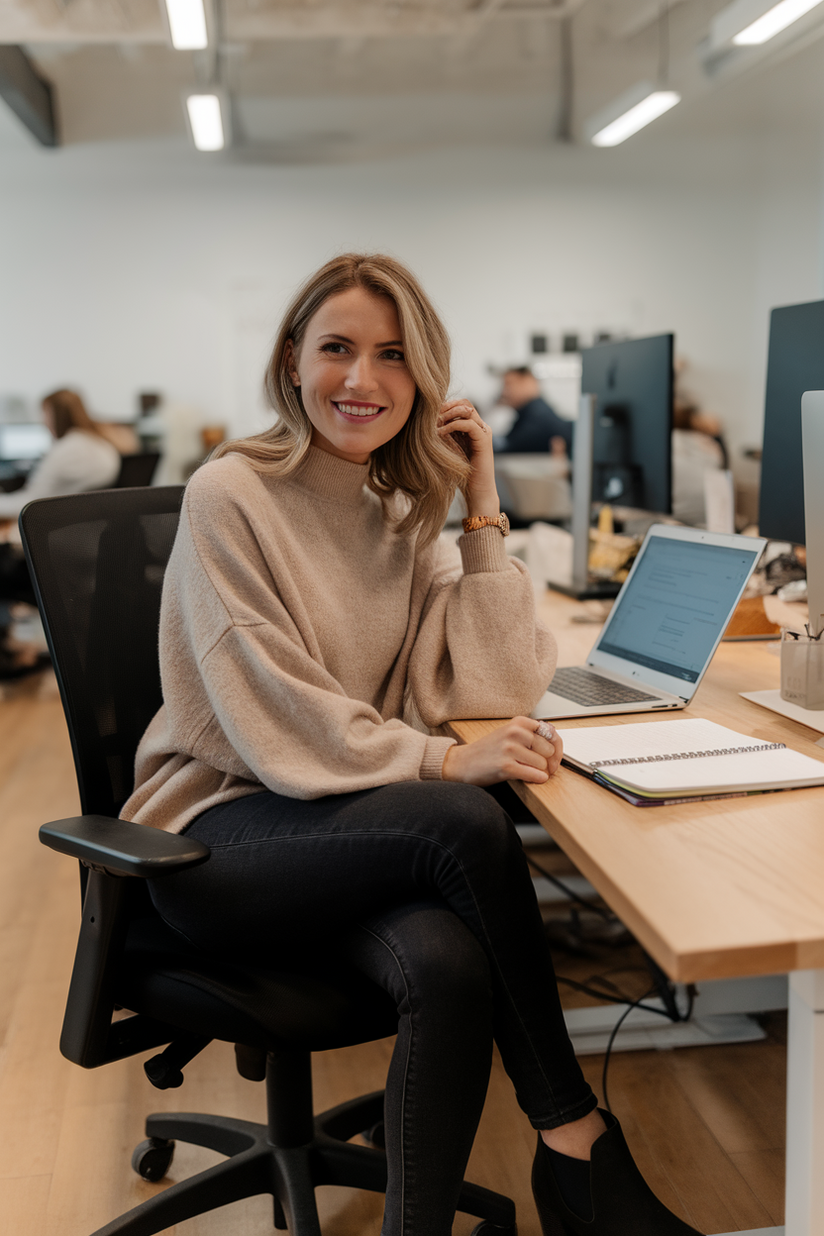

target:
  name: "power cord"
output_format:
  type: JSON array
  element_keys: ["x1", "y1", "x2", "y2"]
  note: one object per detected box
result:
[
  {"x1": 526, "y1": 853, "x2": 614, "y2": 921},
  {"x1": 555, "y1": 964, "x2": 696, "y2": 1114},
  {"x1": 601, "y1": 985, "x2": 658, "y2": 1115}
]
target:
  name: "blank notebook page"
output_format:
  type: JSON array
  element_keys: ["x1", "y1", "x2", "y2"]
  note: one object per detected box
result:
[{"x1": 557, "y1": 717, "x2": 824, "y2": 793}]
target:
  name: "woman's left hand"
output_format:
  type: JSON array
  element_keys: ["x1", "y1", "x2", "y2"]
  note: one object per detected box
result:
[{"x1": 437, "y1": 399, "x2": 500, "y2": 517}]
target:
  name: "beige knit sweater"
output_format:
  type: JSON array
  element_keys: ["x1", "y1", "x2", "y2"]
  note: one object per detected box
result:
[{"x1": 121, "y1": 447, "x2": 557, "y2": 833}]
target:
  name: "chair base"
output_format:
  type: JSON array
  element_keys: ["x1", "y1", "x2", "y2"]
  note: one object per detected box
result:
[{"x1": 90, "y1": 1090, "x2": 517, "y2": 1236}]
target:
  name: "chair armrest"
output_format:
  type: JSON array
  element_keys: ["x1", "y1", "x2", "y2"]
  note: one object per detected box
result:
[{"x1": 40, "y1": 815, "x2": 210, "y2": 878}]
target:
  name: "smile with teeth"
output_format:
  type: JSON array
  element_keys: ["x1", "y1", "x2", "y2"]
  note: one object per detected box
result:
[{"x1": 333, "y1": 402, "x2": 385, "y2": 418}]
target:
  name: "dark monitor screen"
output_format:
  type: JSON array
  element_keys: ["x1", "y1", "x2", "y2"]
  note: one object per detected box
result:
[
  {"x1": 759, "y1": 299, "x2": 824, "y2": 544},
  {"x1": 580, "y1": 334, "x2": 674, "y2": 515}
]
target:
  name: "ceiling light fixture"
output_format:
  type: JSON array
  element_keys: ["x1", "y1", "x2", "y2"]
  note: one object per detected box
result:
[
  {"x1": 585, "y1": 82, "x2": 680, "y2": 148},
  {"x1": 186, "y1": 94, "x2": 224, "y2": 151},
  {"x1": 733, "y1": 0, "x2": 824, "y2": 43},
  {"x1": 165, "y1": 0, "x2": 208, "y2": 50}
]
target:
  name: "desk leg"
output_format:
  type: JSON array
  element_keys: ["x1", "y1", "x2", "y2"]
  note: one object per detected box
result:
[{"x1": 785, "y1": 970, "x2": 824, "y2": 1235}]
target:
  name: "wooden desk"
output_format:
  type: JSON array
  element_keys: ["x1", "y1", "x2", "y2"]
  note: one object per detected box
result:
[{"x1": 445, "y1": 591, "x2": 824, "y2": 1236}]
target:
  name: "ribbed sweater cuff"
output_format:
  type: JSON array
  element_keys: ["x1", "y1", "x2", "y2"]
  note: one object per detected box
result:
[
  {"x1": 457, "y1": 525, "x2": 510, "y2": 574},
  {"x1": 420, "y1": 736, "x2": 457, "y2": 781}
]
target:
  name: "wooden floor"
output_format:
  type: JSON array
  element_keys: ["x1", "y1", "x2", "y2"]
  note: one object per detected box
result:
[{"x1": 0, "y1": 676, "x2": 786, "y2": 1236}]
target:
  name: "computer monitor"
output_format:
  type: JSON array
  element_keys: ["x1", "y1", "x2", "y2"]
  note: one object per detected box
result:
[
  {"x1": 758, "y1": 299, "x2": 824, "y2": 544},
  {"x1": 580, "y1": 333, "x2": 674, "y2": 515},
  {"x1": 0, "y1": 423, "x2": 51, "y2": 462}
]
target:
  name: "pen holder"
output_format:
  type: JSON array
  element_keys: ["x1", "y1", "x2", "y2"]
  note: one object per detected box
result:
[{"x1": 780, "y1": 627, "x2": 824, "y2": 711}]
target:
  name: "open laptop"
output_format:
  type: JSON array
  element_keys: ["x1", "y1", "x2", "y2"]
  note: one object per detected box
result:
[{"x1": 533, "y1": 523, "x2": 766, "y2": 720}]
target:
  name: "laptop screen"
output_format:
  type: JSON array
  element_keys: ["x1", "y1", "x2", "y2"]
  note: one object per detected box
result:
[
  {"x1": 595, "y1": 535, "x2": 761, "y2": 684},
  {"x1": 0, "y1": 423, "x2": 52, "y2": 461}
]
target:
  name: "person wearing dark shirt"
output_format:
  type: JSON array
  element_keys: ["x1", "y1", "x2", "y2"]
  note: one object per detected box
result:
[{"x1": 495, "y1": 366, "x2": 573, "y2": 455}]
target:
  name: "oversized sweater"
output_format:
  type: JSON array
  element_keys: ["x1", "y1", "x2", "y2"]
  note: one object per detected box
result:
[{"x1": 121, "y1": 447, "x2": 557, "y2": 834}]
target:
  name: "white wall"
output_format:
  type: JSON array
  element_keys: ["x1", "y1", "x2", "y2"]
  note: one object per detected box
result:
[{"x1": 1, "y1": 47, "x2": 822, "y2": 471}]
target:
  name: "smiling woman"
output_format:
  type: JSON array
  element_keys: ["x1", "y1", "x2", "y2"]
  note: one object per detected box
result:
[
  {"x1": 212, "y1": 252, "x2": 471, "y2": 546},
  {"x1": 127, "y1": 252, "x2": 705, "y2": 1236}
]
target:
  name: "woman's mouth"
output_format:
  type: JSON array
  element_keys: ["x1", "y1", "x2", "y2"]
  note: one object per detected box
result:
[{"x1": 332, "y1": 401, "x2": 385, "y2": 422}]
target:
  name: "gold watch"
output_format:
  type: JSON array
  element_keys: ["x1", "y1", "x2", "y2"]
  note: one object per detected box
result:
[{"x1": 462, "y1": 513, "x2": 510, "y2": 537}]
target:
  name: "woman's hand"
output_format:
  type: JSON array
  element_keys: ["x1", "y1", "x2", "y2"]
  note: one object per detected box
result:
[
  {"x1": 437, "y1": 398, "x2": 500, "y2": 518},
  {"x1": 441, "y1": 717, "x2": 563, "y2": 787}
]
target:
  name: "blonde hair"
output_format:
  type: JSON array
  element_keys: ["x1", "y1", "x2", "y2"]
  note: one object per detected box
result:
[
  {"x1": 212, "y1": 253, "x2": 470, "y2": 546},
  {"x1": 41, "y1": 389, "x2": 107, "y2": 441}
]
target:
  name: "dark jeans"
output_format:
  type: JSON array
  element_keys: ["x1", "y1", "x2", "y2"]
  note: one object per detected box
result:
[{"x1": 149, "y1": 780, "x2": 596, "y2": 1236}]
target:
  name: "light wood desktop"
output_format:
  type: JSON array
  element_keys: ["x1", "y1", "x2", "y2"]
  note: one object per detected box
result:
[{"x1": 446, "y1": 590, "x2": 824, "y2": 1236}]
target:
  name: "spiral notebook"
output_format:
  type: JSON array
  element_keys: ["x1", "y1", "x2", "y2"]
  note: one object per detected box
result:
[{"x1": 558, "y1": 718, "x2": 824, "y2": 806}]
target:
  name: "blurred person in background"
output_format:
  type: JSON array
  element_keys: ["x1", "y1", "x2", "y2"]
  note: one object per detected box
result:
[
  {"x1": 0, "y1": 389, "x2": 121, "y2": 679},
  {"x1": 0, "y1": 388, "x2": 121, "y2": 522},
  {"x1": 494, "y1": 366, "x2": 573, "y2": 456}
]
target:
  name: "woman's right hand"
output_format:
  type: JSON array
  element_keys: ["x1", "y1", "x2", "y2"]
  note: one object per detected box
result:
[{"x1": 441, "y1": 717, "x2": 562, "y2": 787}]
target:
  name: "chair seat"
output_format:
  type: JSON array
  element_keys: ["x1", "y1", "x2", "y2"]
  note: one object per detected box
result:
[{"x1": 119, "y1": 912, "x2": 400, "y2": 1052}]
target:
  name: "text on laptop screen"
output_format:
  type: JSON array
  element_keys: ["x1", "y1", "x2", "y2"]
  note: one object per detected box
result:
[{"x1": 597, "y1": 536, "x2": 760, "y2": 683}]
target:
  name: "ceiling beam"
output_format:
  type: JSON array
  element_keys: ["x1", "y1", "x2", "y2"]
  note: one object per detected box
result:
[{"x1": 0, "y1": 45, "x2": 58, "y2": 145}]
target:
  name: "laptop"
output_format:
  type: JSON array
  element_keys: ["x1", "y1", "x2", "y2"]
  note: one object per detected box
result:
[{"x1": 533, "y1": 524, "x2": 766, "y2": 720}]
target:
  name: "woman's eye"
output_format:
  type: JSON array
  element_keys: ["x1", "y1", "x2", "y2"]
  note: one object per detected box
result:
[
  {"x1": 381, "y1": 349, "x2": 405, "y2": 362},
  {"x1": 321, "y1": 342, "x2": 348, "y2": 355}
]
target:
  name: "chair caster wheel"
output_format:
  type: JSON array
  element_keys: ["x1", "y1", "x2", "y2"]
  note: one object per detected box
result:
[
  {"x1": 362, "y1": 1121, "x2": 386, "y2": 1149},
  {"x1": 131, "y1": 1136, "x2": 176, "y2": 1182},
  {"x1": 470, "y1": 1225, "x2": 517, "y2": 1236}
]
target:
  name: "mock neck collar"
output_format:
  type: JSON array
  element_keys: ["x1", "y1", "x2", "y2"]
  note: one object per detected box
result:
[{"x1": 290, "y1": 445, "x2": 371, "y2": 503}]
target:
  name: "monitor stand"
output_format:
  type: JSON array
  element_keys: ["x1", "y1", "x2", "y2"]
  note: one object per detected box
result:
[{"x1": 546, "y1": 393, "x2": 621, "y2": 601}]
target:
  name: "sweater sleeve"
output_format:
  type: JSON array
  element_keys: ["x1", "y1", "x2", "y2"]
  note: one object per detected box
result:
[
  {"x1": 169, "y1": 488, "x2": 455, "y2": 801},
  {"x1": 406, "y1": 526, "x2": 557, "y2": 727}
]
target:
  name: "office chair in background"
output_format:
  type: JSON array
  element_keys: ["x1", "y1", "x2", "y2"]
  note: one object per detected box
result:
[
  {"x1": 20, "y1": 487, "x2": 516, "y2": 1236},
  {"x1": 114, "y1": 452, "x2": 161, "y2": 488}
]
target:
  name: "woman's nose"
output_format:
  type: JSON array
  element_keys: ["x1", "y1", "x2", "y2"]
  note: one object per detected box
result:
[{"x1": 344, "y1": 354, "x2": 379, "y2": 393}]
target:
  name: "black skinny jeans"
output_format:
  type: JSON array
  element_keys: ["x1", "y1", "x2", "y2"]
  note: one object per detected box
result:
[{"x1": 149, "y1": 780, "x2": 596, "y2": 1236}]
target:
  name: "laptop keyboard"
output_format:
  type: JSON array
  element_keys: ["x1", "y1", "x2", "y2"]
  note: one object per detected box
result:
[{"x1": 549, "y1": 666, "x2": 660, "y2": 706}]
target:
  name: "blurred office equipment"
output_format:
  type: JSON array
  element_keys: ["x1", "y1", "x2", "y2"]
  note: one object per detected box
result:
[
  {"x1": 552, "y1": 335, "x2": 674, "y2": 599},
  {"x1": 21, "y1": 487, "x2": 516, "y2": 1236},
  {"x1": 494, "y1": 454, "x2": 572, "y2": 524},
  {"x1": 759, "y1": 298, "x2": 824, "y2": 545},
  {"x1": 114, "y1": 452, "x2": 161, "y2": 488},
  {"x1": 583, "y1": 334, "x2": 673, "y2": 514},
  {"x1": 0, "y1": 422, "x2": 52, "y2": 486}
]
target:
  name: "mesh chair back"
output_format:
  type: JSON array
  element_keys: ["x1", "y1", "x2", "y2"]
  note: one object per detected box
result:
[
  {"x1": 20, "y1": 487, "x2": 184, "y2": 818},
  {"x1": 115, "y1": 453, "x2": 161, "y2": 488}
]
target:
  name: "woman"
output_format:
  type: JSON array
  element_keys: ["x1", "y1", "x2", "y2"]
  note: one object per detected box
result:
[
  {"x1": 123, "y1": 254, "x2": 701, "y2": 1236},
  {"x1": 0, "y1": 388, "x2": 121, "y2": 520}
]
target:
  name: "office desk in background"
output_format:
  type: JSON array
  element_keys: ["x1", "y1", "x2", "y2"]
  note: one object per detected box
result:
[{"x1": 446, "y1": 590, "x2": 824, "y2": 1236}]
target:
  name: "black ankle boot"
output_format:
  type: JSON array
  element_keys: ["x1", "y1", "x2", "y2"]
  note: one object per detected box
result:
[{"x1": 532, "y1": 1110, "x2": 704, "y2": 1235}]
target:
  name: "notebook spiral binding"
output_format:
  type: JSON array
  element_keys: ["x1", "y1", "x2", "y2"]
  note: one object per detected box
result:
[{"x1": 592, "y1": 742, "x2": 787, "y2": 769}]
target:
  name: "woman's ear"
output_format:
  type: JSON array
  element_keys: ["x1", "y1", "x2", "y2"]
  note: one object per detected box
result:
[{"x1": 284, "y1": 340, "x2": 301, "y2": 387}]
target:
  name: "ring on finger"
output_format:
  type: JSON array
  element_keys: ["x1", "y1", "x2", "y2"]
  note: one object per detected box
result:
[{"x1": 535, "y1": 720, "x2": 555, "y2": 742}]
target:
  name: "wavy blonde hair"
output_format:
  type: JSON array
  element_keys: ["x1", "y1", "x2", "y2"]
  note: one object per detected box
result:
[{"x1": 212, "y1": 253, "x2": 470, "y2": 546}]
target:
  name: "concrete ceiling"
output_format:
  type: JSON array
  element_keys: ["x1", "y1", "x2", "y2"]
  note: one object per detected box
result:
[{"x1": 2, "y1": 0, "x2": 824, "y2": 154}]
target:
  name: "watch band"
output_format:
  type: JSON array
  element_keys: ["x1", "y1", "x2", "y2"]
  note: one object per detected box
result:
[{"x1": 462, "y1": 513, "x2": 510, "y2": 537}]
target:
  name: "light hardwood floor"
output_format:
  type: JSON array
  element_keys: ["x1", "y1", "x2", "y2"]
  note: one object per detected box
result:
[{"x1": 0, "y1": 676, "x2": 785, "y2": 1235}]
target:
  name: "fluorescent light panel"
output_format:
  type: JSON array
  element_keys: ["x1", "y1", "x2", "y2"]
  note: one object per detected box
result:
[
  {"x1": 733, "y1": 0, "x2": 824, "y2": 42},
  {"x1": 590, "y1": 90, "x2": 680, "y2": 147},
  {"x1": 165, "y1": 0, "x2": 208, "y2": 50},
  {"x1": 187, "y1": 94, "x2": 224, "y2": 151}
]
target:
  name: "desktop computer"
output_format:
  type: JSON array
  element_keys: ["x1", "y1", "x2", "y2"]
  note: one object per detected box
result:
[
  {"x1": 550, "y1": 333, "x2": 674, "y2": 599},
  {"x1": 583, "y1": 334, "x2": 673, "y2": 516},
  {"x1": 759, "y1": 298, "x2": 824, "y2": 546}
]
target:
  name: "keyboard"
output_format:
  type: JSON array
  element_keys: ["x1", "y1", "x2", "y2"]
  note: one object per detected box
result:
[{"x1": 548, "y1": 666, "x2": 660, "y2": 706}]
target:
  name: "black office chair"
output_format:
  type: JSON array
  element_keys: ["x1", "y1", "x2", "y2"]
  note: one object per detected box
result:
[
  {"x1": 20, "y1": 487, "x2": 517, "y2": 1236},
  {"x1": 114, "y1": 452, "x2": 161, "y2": 488}
]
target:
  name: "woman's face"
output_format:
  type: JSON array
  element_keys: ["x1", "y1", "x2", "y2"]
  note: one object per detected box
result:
[{"x1": 288, "y1": 286, "x2": 417, "y2": 465}]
